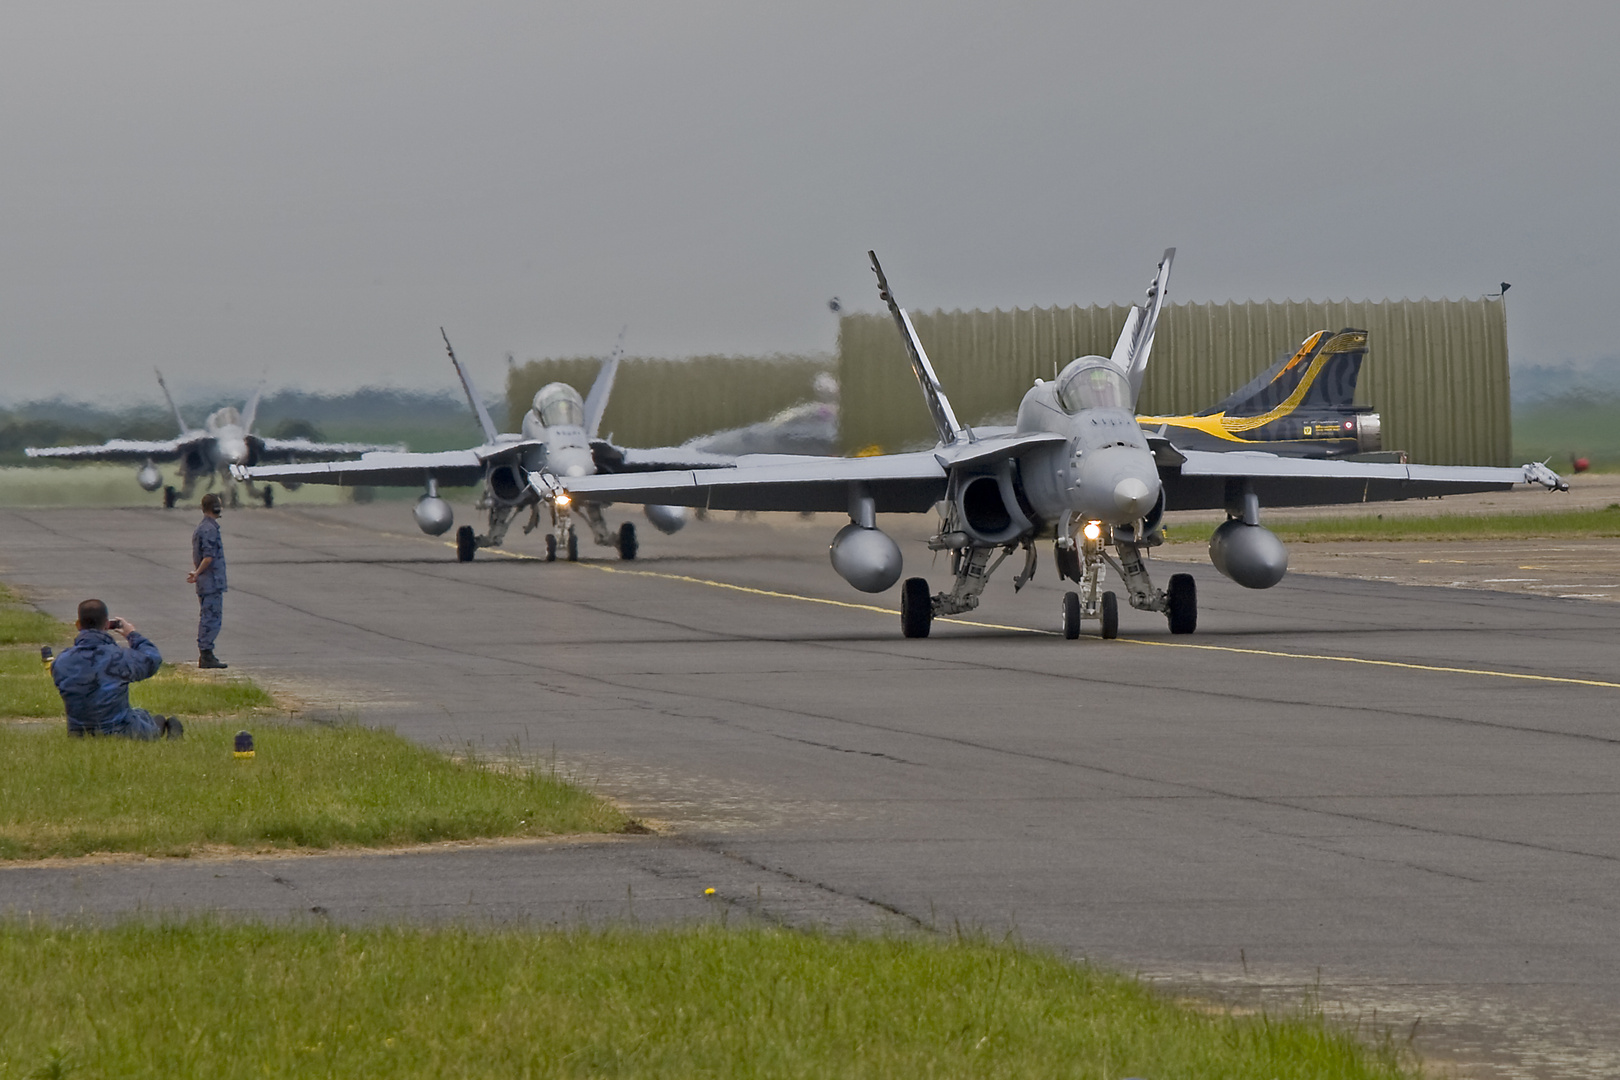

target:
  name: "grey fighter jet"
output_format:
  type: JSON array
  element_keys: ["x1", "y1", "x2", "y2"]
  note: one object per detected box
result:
[
  {"x1": 24, "y1": 371, "x2": 396, "y2": 508},
  {"x1": 548, "y1": 250, "x2": 1567, "y2": 639},
  {"x1": 238, "y1": 332, "x2": 736, "y2": 562}
]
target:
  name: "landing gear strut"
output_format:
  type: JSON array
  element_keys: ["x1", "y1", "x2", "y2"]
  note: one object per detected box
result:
[{"x1": 1057, "y1": 517, "x2": 1195, "y2": 637}]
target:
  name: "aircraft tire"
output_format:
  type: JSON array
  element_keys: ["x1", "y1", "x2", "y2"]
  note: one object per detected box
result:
[
  {"x1": 163, "y1": 486, "x2": 178, "y2": 509},
  {"x1": 545, "y1": 534, "x2": 557, "y2": 562},
  {"x1": 261, "y1": 488, "x2": 274, "y2": 509},
  {"x1": 1061, "y1": 591, "x2": 1081, "y2": 639},
  {"x1": 619, "y1": 522, "x2": 638, "y2": 561},
  {"x1": 566, "y1": 532, "x2": 579, "y2": 562},
  {"x1": 1167, "y1": 573, "x2": 1197, "y2": 634},
  {"x1": 900, "y1": 577, "x2": 932, "y2": 639},
  {"x1": 455, "y1": 525, "x2": 477, "y2": 563},
  {"x1": 1100, "y1": 590, "x2": 1119, "y2": 639}
]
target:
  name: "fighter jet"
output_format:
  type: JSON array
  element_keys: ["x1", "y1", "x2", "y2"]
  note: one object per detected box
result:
[
  {"x1": 548, "y1": 250, "x2": 1566, "y2": 640},
  {"x1": 24, "y1": 371, "x2": 396, "y2": 508},
  {"x1": 238, "y1": 332, "x2": 736, "y2": 562},
  {"x1": 1137, "y1": 327, "x2": 1384, "y2": 458}
]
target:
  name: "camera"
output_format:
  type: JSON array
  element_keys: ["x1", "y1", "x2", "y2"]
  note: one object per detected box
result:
[{"x1": 108, "y1": 618, "x2": 124, "y2": 630}]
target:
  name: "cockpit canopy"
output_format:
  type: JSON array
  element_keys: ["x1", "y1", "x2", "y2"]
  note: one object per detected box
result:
[
  {"x1": 532, "y1": 383, "x2": 585, "y2": 428},
  {"x1": 1055, "y1": 358, "x2": 1131, "y2": 413},
  {"x1": 209, "y1": 406, "x2": 242, "y2": 429}
]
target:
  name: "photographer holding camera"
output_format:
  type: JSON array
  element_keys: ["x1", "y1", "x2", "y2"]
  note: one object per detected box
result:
[{"x1": 50, "y1": 598, "x2": 180, "y2": 739}]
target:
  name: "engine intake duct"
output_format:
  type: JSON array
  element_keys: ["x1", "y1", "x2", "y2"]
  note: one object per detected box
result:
[{"x1": 1208, "y1": 520, "x2": 1288, "y2": 589}]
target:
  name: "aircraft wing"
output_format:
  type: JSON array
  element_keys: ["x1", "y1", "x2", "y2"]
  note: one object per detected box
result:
[
  {"x1": 1159, "y1": 448, "x2": 1567, "y2": 510},
  {"x1": 553, "y1": 451, "x2": 949, "y2": 514},
  {"x1": 24, "y1": 433, "x2": 209, "y2": 463},
  {"x1": 239, "y1": 441, "x2": 541, "y2": 488}
]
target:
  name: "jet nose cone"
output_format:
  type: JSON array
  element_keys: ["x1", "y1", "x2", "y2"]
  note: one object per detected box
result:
[{"x1": 1114, "y1": 476, "x2": 1154, "y2": 518}]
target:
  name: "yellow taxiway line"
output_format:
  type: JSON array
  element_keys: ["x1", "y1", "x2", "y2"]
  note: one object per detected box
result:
[{"x1": 470, "y1": 543, "x2": 1620, "y2": 690}]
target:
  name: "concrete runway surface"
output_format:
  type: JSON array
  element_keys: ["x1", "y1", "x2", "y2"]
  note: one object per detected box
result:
[{"x1": 4, "y1": 501, "x2": 1620, "y2": 1079}]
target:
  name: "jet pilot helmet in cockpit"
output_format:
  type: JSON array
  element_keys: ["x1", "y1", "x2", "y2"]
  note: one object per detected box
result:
[
  {"x1": 532, "y1": 383, "x2": 586, "y2": 428},
  {"x1": 1055, "y1": 359, "x2": 1130, "y2": 413}
]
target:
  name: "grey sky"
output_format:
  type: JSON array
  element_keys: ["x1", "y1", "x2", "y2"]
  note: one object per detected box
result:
[{"x1": 4, "y1": 1, "x2": 1616, "y2": 404}]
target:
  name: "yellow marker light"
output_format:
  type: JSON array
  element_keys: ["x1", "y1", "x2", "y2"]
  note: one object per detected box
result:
[{"x1": 1082, "y1": 521, "x2": 1102, "y2": 541}]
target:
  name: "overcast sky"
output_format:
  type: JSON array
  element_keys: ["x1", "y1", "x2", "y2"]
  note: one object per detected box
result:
[{"x1": 4, "y1": 1, "x2": 1617, "y2": 404}]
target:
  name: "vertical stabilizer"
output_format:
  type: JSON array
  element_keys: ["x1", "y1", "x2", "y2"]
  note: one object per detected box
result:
[
  {"x1": 242, "y1": 381, "x2": 265, "y2": 434},
  {"x1": 1200, "y1": 329, "x2": 1368, "y2": 417},
  {"x1": 582, "y1": 326, "x2": 627, "y2": 439},
  {"x1": 441, "y1": 329, "x2": 501, "y2": 444},
  {"x1": 869, "y1": 251, "x2": 965, "y2": 446},
  {"x1": 1110, "y1": 248, "x2": 1175, "y2": 403},
  {"x1": 155, "y1": 369, "x2": 191, "y2": 434}
]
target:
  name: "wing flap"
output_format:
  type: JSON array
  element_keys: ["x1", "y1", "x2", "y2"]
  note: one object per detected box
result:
[
  {"x1": 240, "y1": 449, "x2": 490, "y2": 488},
  {"x1": 558, "y1": 452, "x2": 948, "y2": 514}
]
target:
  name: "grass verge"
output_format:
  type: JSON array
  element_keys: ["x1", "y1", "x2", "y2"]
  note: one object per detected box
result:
[
  {"x1": 0, "y1": 582, "x2": 71, "y2": 646},
  {"x1": 0, "y1": 721, "x2": 627, "y2": 858},
  {"x1": 1, "y1": 649, "x2": 274, "y2": 719},
  {"x1": 1263, "y1": 504, "x2": 1620, "y2": 542},
  {"x1": 0, "y1": 922, "x2": 1414, "y2": 1080}
]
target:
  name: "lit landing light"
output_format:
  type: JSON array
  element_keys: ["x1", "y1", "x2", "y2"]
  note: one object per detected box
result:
[
  {"x1": 1083, "y1": 520, "x2": 1102, "y2": 541},
  {"x1": 553, "y1": 491, "x2": 572, "y2": 509}
]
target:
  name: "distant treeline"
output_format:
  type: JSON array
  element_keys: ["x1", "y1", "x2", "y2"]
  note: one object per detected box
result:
[{"x1": 0, "y1": 388, "x2": 494, "y2": 464}]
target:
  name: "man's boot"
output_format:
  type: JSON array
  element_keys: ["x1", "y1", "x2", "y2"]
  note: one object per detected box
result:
[{"x1": 199, "y1": 650, "x2": 228, "y2": 670}]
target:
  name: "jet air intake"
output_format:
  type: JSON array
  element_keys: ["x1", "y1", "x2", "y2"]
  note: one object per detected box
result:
[{"x1": 1208, "y1": 520, "x2": 1288, "y2": 589}]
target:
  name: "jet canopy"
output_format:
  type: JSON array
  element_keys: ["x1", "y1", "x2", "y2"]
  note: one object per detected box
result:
[
  {"x1": 209, "y1": 406, "x2": 243, "y2": 429},
  {"x1": 1055, "y1": 358, "x2": 1131, "y2": 413},
  {"x1": 532, "y1": 383, "x2": 585, "y2": 428}
]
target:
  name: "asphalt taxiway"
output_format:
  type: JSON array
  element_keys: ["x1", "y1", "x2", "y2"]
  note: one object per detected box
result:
[{"x1": 3, "y1": 501, "x2": 1620, "y2": 1078}]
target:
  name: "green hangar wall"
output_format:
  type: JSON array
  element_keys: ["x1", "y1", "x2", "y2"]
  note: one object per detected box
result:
[
  {"x1": 837, "y1": 297, "x2": 1510, "y2": 466},
  {"x1": 506, "y1": 353, "x2": 831, "y2": 447}
]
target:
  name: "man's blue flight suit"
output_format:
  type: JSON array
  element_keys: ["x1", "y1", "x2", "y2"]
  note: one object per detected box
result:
[
  {"x1": 193, "y1": 513, "x2": 227, "y2": 652},
  {"x1": 51, "y1": 627, "x2": 164, "y2": 738}
]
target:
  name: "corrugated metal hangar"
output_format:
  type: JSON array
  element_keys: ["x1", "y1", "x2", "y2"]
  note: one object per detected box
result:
[{"x1": 837, "y1": 297, "x2": 1510, "y2": 466}]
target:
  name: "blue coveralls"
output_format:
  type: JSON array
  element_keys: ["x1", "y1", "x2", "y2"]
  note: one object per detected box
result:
[
  {"x1": 192, "y1": 515, "x2": 227, "y2": 651},
  {"x1": 51, "y1": 628, "x2": 164, "y2": 738}
]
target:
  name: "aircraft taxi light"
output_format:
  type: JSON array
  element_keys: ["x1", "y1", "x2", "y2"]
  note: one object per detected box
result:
[{"x1": 1083, "y1": 520, "x2": 1102, "y2": 541}]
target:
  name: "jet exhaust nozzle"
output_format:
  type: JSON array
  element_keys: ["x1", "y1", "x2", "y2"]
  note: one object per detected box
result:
[
  {"x1": 644, "y1": 504, "x2": 690, "y2": 535},
  {"x1": 414, "y1": 495, "x2": 455, "y2": 536},
  {"x1": 136, "y1": 463, "x2": 163, "y2": 492},
  {"x1": 1208, "y1": 519, "x2": 1288, "y2": 589},
  {"x1": 829, "y1": 523, "x2": 903, "y2": 593}
]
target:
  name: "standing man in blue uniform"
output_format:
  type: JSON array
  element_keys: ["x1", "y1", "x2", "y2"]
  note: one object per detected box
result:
[
  {"x1": 188, "y1": 491, "x2": 229, "y2": 669},
  {"x1": 51, "y1": 598, "x2": 178, "y2": 739}
]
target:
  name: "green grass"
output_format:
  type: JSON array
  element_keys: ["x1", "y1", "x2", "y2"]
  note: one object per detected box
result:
[
  {"x1": 0, "y1": 922, "x2": 1414, "y2": 1080},
  {"x1": 1258, "y1": 504, "x2": 1620, "y2": 543},
  {"x1": 0, "y1": 721, "x2": 628, "y2": 858},
  {"x1": 1, "y1": 650, "x2": 274, "y2": 719},
  {"x1": 0, "y1": 583, "x2": 71, "y2": 646}
]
